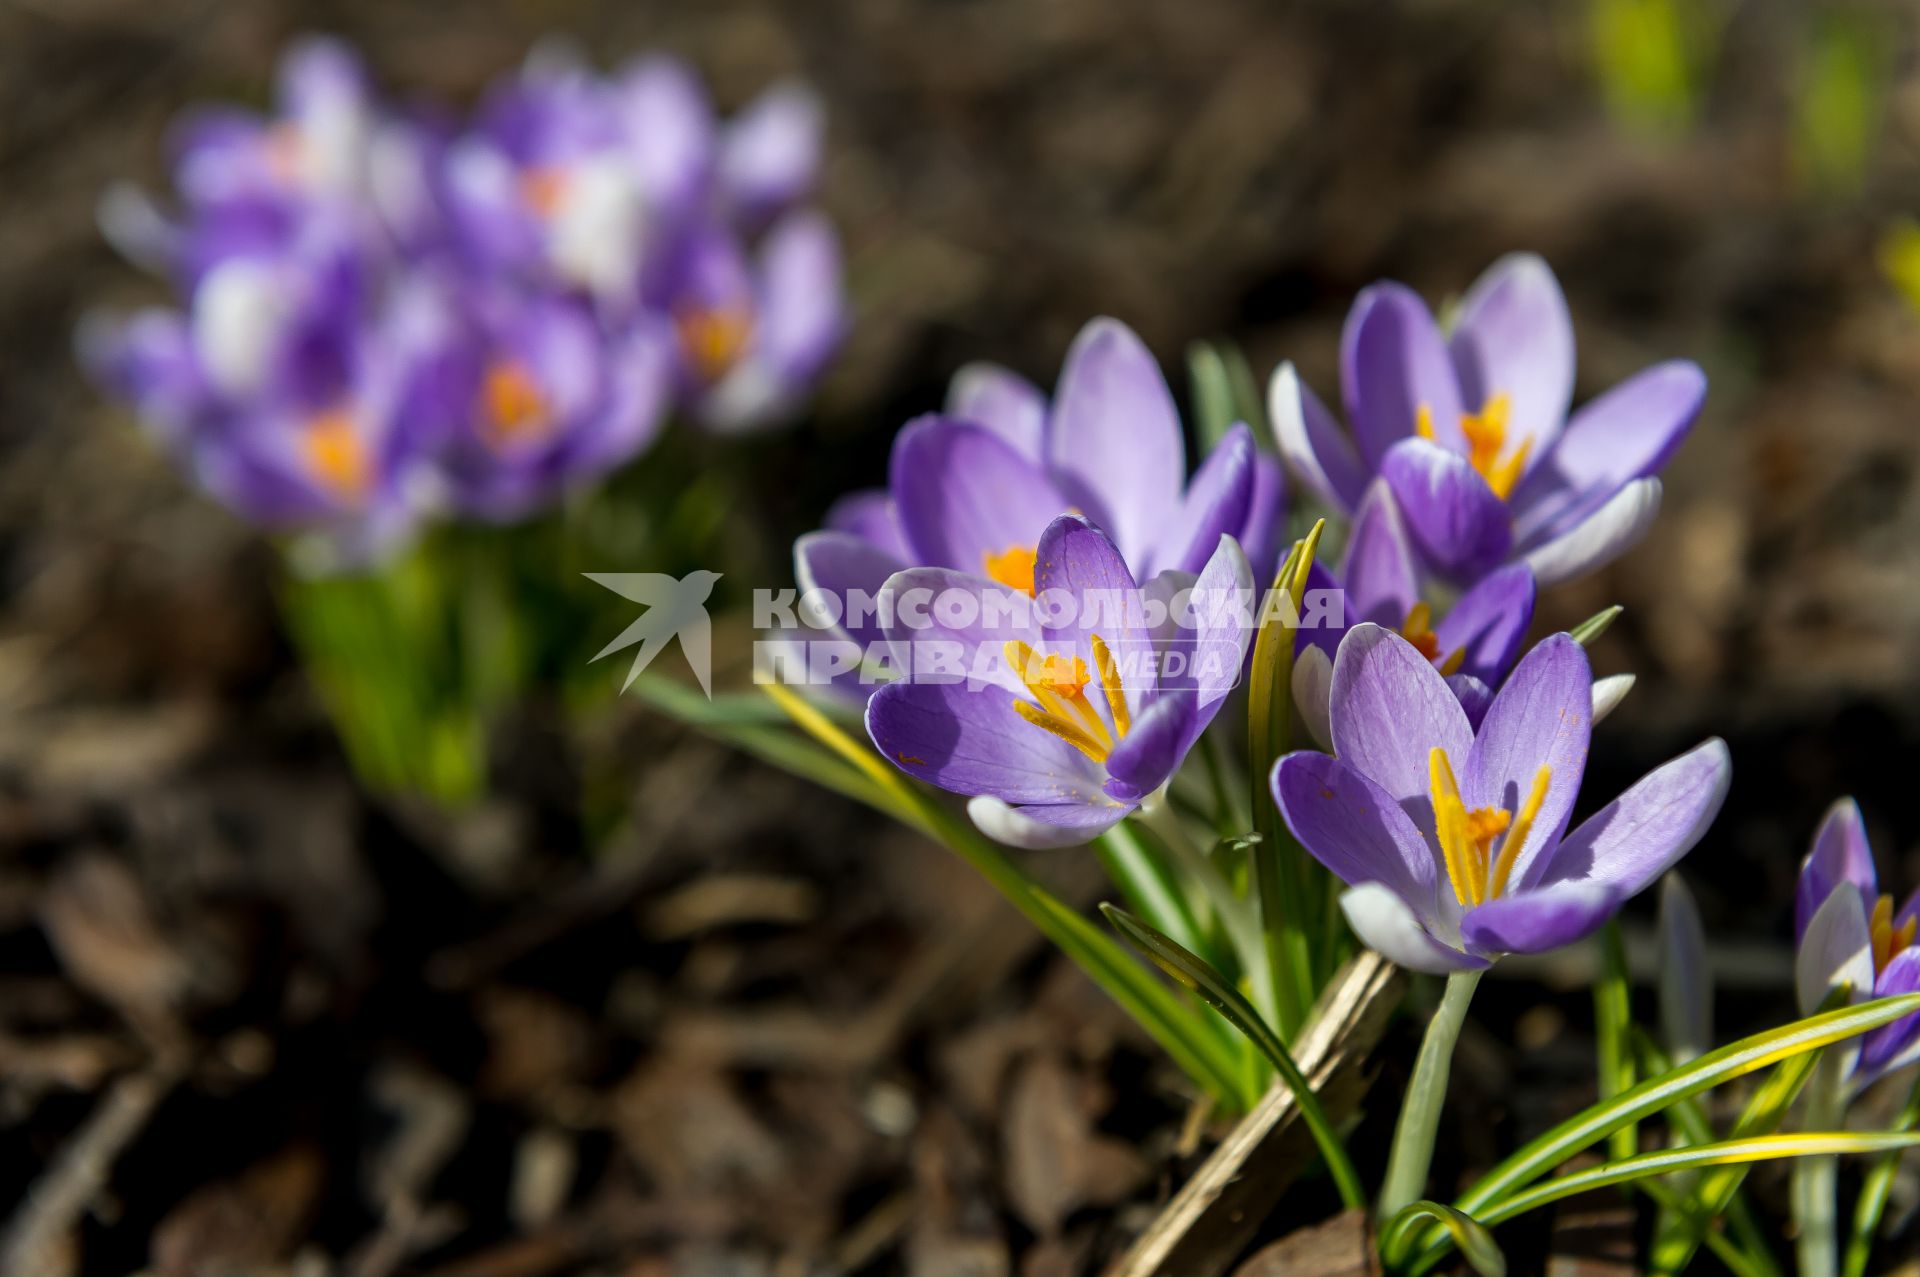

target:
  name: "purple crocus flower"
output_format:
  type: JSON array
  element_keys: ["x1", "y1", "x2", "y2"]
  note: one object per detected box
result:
[
  {"x1": 1794, "y1": 799, "x2": 1920, "y2": 1086},
  {"x1": 865, "y1": 517, "x2": 1254, "y2": 849},
  {"x1": 1292, "y1": 478, "x2": 1535, "y2": 745},
  {"x1": 796, "y1": 319, "x2": 1283, "y2": 693},
  {"x1": 430, "y1": 285, "x2": 673, "y2": 520},
  {"x1": 652, "y1": 213, "x2": 845, "y2": 433},
  {"x1": 1271, "y1": 254, "x2": 1707, "y2": 587},
  {"x1": 1272, "y1": 625, "x2": 1729, "y2": 974}
]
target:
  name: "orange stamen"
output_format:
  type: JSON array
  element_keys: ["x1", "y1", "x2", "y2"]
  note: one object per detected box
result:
[
  {"x1": 983, "y1": 545, "x2": 1038, "y2": 596},
  {"x1": 302, "y1": 409, "x2": 372, "y2": 504}
]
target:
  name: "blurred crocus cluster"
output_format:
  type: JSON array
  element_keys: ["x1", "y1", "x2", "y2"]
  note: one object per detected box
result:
[{"x1": 82, "y1": 37, "x2": 845, "y2": 566}]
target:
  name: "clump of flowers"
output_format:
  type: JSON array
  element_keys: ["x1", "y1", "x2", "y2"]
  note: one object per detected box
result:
[
  {"x1": 685, "y1": 252, "x2": 1920, "y2": 1276},
  {"x1": 83, "y1": 36, "x2": 845, "y2": 567}
]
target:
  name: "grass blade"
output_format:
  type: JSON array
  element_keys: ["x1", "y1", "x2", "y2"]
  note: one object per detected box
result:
[{"x1": 1380, "y1": 1202, "x2": 1505, "y2": 1277}]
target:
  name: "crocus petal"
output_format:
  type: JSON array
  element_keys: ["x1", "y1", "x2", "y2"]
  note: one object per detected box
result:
[
  {"x1": 946, "y1": 362, "x2": 1047, "y2": 463},
  {"x1": 1536, "y1": 739, "x2": 1732, "y2": 901},
  {"x1": 1462, "y1": 880, "x2": 1622, "y2": 956},
  {"x1": 1591, "y1": 674, "x2": 1635, "y2": 725},
  {"x1": 865, "y1": 679, "x2": 1108, "y2": 805},
  {"x1": 1859, "y1": 949, "x2": 1920, "y2": 1081},
  {"x1": 1519, "y1": 478, "x2": 1662, "y2": 588},
  {"x1": 824, "y1": 490, "x2": 912, "y2": 561},
  {"x1": 1796, "y1": 798, "x2": 1878, "y2": 946},
  {"x1": 1330, "y1": 623, "x2": 1474, "y2": 807},
  {"x1": 1239, "y1": 453, "x2": 1287, "y2": 579},
  {"x1": 876, "y1": 566, "x2": 1042, "y2": 696},
  {"x1": 1180, "y1": 534, "x2": 1257, "y2": 724},
  {"x1": 1342, "y1": 282, "x2": 1464, "y2": 468},
  {"x1": 1104, "y1": 694, "x2": 1196, "y2": 803},
  {"x1": 1466, "y1": 634, "x2": 1593, "y2": 889},
  {"x1": 795, "y1": 531, "x2": 907, "y2": 651},
  {"x1": 1340, "y1": 882, "x2": 1487, "y2": 975},
  {"x1": 1450, "y1": 253, "x2": 1575, "y2": 466},
  {"x1": 891, "y1": 416, "x2": 1068, "y2": 572},
  {"x1": 1797, "y1": 883, "x2": 1874, "y2": 1018},
  {"x1": 754, "y1": 210, "x2": 846, "y2": 386},
  {"x1": 1274, "y1": 751, "x2": 1441, "y2": 909},
  {"x1": 1046, "y1": 318, "x2": 1183, "y2": 568},
  {"x1": 718, "y1": 80, "x2": 823, "y2": 218},
  {"x1": 1032, "y1": 515, "x2": 1153, "y2": 731},
  {"x1": 1292, "y1": 645, "x2": 1335, "y2": 751},
  {"x1": 968, "y1": 795, "x2": 1132, "y2": 850},
  {"x1": 618, "y1": 55, "x2": 714, "y2": 214},
  {"x1": 1447, "y1": 674, "x2": 1494, "y2": 730},
  {"x1": 1270, "y1": 361, "x2": 1367, "y2": 514},
  {"x1": 1151, "y1": 424, "x2": 1255, "y2": 578},
  {"x1": 1514, "y1": 361, "x2": 1706, "y2": 541},
  {"x1": 1657, "y1": 872, "x2": 1712, "y2": 1062},
  {"x1": 1435, "y1": 564, "x2": 1536, "y2": 686},
  {"x1": 1379, "y1": 438, "x2": 1513, "y2": 583},
  {"x1": 1340, "y1": 480, "x2": 1419, "y2": 629}
]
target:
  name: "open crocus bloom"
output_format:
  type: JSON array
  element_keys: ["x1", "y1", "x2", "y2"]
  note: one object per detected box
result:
[
  {"x1": 653, "y1": 214, "x2": 845, "y2": 433},
  {"x1": 796, "y1": 318, "x2": 1282, "y2": 695},
  {"x1": 1292, "y1": 478, "x2": 1535, "y2": 745},
  {"x1": 865, "y1": 517, "x2": 1254, "y2": 849},
  {"x1": 431, "y1": 287, "x2": 673, "y2": 519},
  {"x1": 1271, "y1": 253, "x2": 1707, "y2": 588},
  {"x1": 1272, "y1": 625, "x2": 1729, "y2": 974},
  {"x1": 1794, "y1": 799, "x2": 1920, "y2": 1085}
]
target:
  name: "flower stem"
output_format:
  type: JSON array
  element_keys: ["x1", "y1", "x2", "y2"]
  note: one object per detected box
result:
[
  {"x1": 1793, "y1": 1050, "x2": 1849, "y2": 1277},
  {"x1": 1135, "y1": 790, "x2": 1273, "y2": 1024},
  {"x1": 1379, "y1": 969, "x2": 1483, "y2": 1224}
]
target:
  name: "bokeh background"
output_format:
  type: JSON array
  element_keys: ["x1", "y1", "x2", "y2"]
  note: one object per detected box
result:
[{"x1": 6, "y1": 1, "x2": 1920, "y2": 1273}]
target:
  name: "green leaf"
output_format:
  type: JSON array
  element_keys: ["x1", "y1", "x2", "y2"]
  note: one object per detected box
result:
[
  {"x1": 1400, "y1": 993, "x2": 1920, "y2": 1272},
  {"x1": 1594, "y1": 921, "x2": 1637, "y2": 1161},
  {"x1": 1102, "y1": 904, "x2": 1366, "y2": 1209},
  {"x1": 1569, "y1": 605, "x2": 1624, "y2": 646},
  {"x1": 1187, "y1": 342, "x2": 1239, "y2": 454},
  {"x1": 1380, "y1": 1201, "x2": 1506, "y2": 1277},
  {"x1": 1844, "y1": 1069, "x2": 1920, "y2": 1277}
]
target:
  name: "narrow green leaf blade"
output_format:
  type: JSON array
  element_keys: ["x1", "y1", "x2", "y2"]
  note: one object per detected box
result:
[
  {"x1": 1381, "y1": 1202, "x2": 1506, "y2": 1277},
  {"x1": 1569, "y1": 605, "x2": 1624, "y2": 646}
]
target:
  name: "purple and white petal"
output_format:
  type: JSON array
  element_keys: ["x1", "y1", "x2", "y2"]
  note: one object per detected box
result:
[
  {"x1": 1103, "y1": 694, "x2": 1197, "y2": 803},
  {"x1": 875, "y1": 566, "x2": 1040, "y2": 695},
  {"x1": 824, "y1": 489, "x2": 912, "y2": 561},
  {"x1": 1379, "y1": 438, "x2": 1514, "y2": 583},
  {"x1": 617, "y1": 55, "x2": 715, "y2": 214},
  {"x1": 795, "y1": 531, "x2": 908, "y2": 651},
  {"x1": 968, "y1": 795, "x2": 1132, "y2": 850},
  {"x1": 1446, "y1": 674, "x2": 1494, "y2": 730},
  {"x1": 1341, "y1": 283, "x2": 1465, "y2": 467},
  {"x1": 1450, "y1": 253, "x2": 1575, "y2": 467},
  {"x1": 1435, "y1": 563, "x2": 1536, "y2": 686},
  {"x1": 890, "y1": 416, "x2": 1067, "y2": 572},
  {"x1": 1340, "y1": 882, "x2": 1487, "y2": 975},
  {"x1": 1151, "y1": 423, "x2": 1255, "y2": 578},
  {"x1": 1796, "y1": 883, "x2": 1874, "y2": 1020},
  {"x1": 946, "y1": 362, "x2": 1047, "y2": 463},
  {"x1": 1330, "y1": 623, "x2": 1474, "y2": 807},
  {"x1": 1339, "y1": 480, "x2": 1419, "y2": 629},
  {"x1": 1859, "y1": 949, "x2": 1920, "y2": 1082},
  {"x1": 1274, "y1": 751, "x2": 1441, "y2": 910},
  {"x1": 753, "y1": 210, "x2": 846, "y2": 385},
  {"x1": 1518, "y1": 478, "x2": 1662, "y2": 588},
  {"x1": 1796, "y1": 798, "x2": 1879, "y2": 946},
  {"x1": 1292, "y1": 645, "x2": 1335, "y2": 751},
  {"x1": 719, "y1": 81, "x2": 823, "y2": 219},
  {"x1": 1461, "y1": 880, "x2": 1622, "y2": 956},
  {"x1": 1533, "y1": 738, "x2": 1730, "y2": 899},
  {"x1": 1270, "y1": 361, "x2": 1367, "y2": 514},
  {"x1": 1239, "y1": 452, "x2": 1287, "y2": 579},
  {"x1": 1046, "y1": 318, "x2": 1183, "y2": 568},
  {"x1": 1591, "y1": 674, "x2": 1635, "y2": 725},
  {"x1": 865, "y1": 679, "x2": 1108, "y2": 805},
  {"x1": 1466, "y1": 634, "x2": 1594, "y2": 889}
]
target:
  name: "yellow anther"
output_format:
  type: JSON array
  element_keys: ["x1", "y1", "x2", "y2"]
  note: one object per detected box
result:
[
  {"x1": 1429, "y1": 748, "x2": 1480, "y2": 907},
  {"x1": 1011, "y1": 698, "x2": 1108, "y2": 762},
  {"x1": 481, "y1": 360, "x2": 552, "y2": 448},
  {"x1": 1487, "y1": 765, "x2": 1552, "y2": 901},
  {"x1": 983, "y1": 544, "x2": 1038, "y2": 596},
  {"x1": 1415, "y1": 392, "x2": 1531, "y2": 500},
  {"x1": 1871, "y1": 893, "x2": 1917, "y2": 974},
  {"x1": 1400, "y1": 602, "x2": 1463, "y2": 674},
  {"x1": 303, "y1": 408, "x2": 371, "y2": 504},
  {"x1": 676, "y1": 305, "x2": 754, "y2": 383},
  {"x1": 1090, "y1": 634, "x2": 1130, "y2": 739}
]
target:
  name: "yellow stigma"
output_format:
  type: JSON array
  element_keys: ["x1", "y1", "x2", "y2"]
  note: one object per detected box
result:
[
  {"x1": 1415, "y1": 392, "x2": 1531, "y2": 500},
  {"x1": 1400, "y1": 602, "x2": 1465, "y2": 676},
  {"x1": 676, "y1": 306, "x2": 755, "y2": 383},
  {"x1": 481, "y1": 360, "x2": 553, "y2": 449},
  {"x1": 1429, "y1": 746, "x2": 1552, "y2": 907},
  {"x1": 983, "y1": 544, "x2": 1038, "y2": 595},
  {"x1": 302, "y1": 408, "x2": 372, "y2": 505},
  {"x1": 1005, "y1": 638, "x2": 1131, "y2": 764},
  {"x1": 1871, "y1": 894, "x2": 1918, "y2": 974}
]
